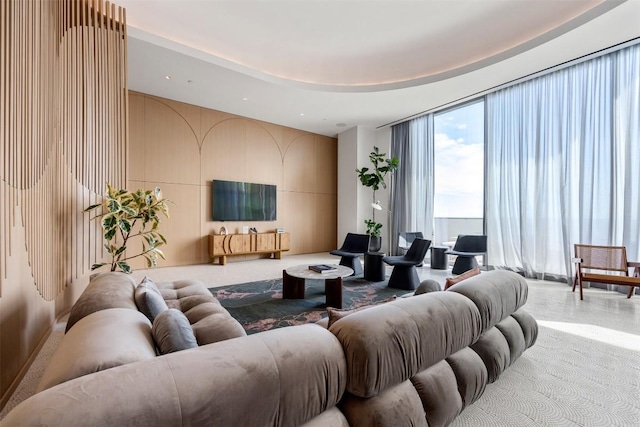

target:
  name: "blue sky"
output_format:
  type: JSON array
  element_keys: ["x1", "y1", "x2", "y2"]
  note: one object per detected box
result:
[{"x1": 433, "y1": 101, "x2": 484, "y2": 218}]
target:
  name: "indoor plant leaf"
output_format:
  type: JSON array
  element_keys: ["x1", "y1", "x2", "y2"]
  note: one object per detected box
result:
[
  {"x1": 116, "y1": 261, "x2": 131, "y2": 274},
  {"x1": 118, "y1": 219, "x2": 131, "y2": 233},
  {"x1": 86, "y1": 183, "x2": 171, "y2": 274},
  {"x1": 84, "y1": 203, "x2": 102, "y2": 212},
  {"x1": 101, "y1": 214, "x2": 117, "y2": 230},
  {"x1": 90, "y1": 263, "x2": 107, "y2": 271},
  {"x1": 107, "y1": 198, "x2": 121, "y2": 213}
]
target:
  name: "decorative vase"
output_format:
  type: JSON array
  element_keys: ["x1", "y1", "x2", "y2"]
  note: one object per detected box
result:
[{"x1": 369, "y1": 236, "x2": 382, "y2": 252}]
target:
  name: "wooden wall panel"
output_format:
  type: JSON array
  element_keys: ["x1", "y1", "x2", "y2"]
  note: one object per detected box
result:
[
  {"x1": 285, "y1": 192, "x2": 317, "y2": 254},
  {"x1": 283, "y1": 134, "x2": 317, "y2": 192},
  {"x1": 128, "y1": 181, "x2": 201, "y2": 269},
  {"x1": 245, "y1": 124, "x2": 283, "y2": 186},
  {"x1": 128, "y1": 94, "x2": 146, "y2": 182},
  {"x1": 315, "y1": 193, "x2": 338, "y2": 251},
  {"x1": 129, "y1": 92, "x2": 337, "y2": 266},
  {"x1": 315, "y1": 136, "x2": 338, "y2": 195},
  {"x1": 201, "y1": 119, "x2": 247, "y2": 183},
  {"x1": 143, "y1": 98, "x2": 200, "y2": 185},
  {"x1": 0, "y1": 0, "x2": 127, "y2": 408}
]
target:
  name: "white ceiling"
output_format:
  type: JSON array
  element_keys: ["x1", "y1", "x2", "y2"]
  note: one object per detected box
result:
[{"x1": 121, "y1": 0, "x2": 640, "y2": 137}]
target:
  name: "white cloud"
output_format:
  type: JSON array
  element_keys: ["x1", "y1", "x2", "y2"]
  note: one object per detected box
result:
[{"x1": 434, "y1": 133, "x2": 484, "y2": 218}]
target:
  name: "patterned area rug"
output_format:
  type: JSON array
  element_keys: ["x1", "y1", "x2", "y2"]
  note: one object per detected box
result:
[{"x1": 211, "y1": 276, "x2": 399, "y2": 334}]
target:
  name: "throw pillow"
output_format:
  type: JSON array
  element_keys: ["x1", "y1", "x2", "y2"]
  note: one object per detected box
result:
[
  {"x1": 327, "y1": 296, "x2": 397, "y2": 327},
  {"x1": 152, "y1": 309, "x2": 198, "y2": 354},
  {"x1": 444, "y1": 266, "x2": 480, "y2": 290},
  {"x1": 134, "y1": 276, "x2": 168, "y2": 322}
]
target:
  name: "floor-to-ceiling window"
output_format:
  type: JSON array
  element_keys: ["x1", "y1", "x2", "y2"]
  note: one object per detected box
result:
[
  {"x1": 433, "y1": 100, "x2": 485, "y2": 247},
  {"x1": 391, "y1": 40, "x2": 639, "y2": 282}
]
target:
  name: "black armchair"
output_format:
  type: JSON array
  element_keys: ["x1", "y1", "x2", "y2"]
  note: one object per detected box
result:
[
  {"x1": 330, "y1": 233, "x2": 371, "y2": 276},
  {"x1": 383, "y1": 238, "x2": 431, "y2": 290},
  {"x1": 398, "y1": 231, "x2": 424, "y2": 266},
  {"x1": 445, "y1": 234, "x2": 487, "y2": 275}
]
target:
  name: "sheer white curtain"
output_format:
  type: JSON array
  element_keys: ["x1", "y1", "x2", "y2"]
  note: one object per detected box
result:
[
  {"x1": 486, "y1": 43, "x2": 640, "y2": 282},
  {"x1": 389, "y1": 115, "x2": 434, "y2": 255}
]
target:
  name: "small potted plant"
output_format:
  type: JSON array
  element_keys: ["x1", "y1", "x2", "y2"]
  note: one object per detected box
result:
[
  {"x1": 85, "y1": 184, "x2": 170, "y2": 274},
  {"x1": 356, "y1": 146, "x2": 399, "y2": 252}
]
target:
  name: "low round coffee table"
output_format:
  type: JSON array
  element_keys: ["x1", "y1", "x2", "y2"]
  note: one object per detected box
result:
[{"x1": 283, "y1": 264, "x2": 354, "y2": 309}]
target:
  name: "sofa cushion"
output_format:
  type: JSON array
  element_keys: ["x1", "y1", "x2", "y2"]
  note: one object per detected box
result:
[
  {"x1": 38, "y1": 308, "x2": 156, "y2": 392},
  {"x1": 156, "y1": 279, "x2": 246, "y2": 345},
  {"x1": 156, "y1": 279, "x2": 214, "y2": 300},
  {"x1": 330, "y1": 291, "x2": 482, "y2": 398},
  {"x1": 135, "y1": 276, "x2": 169, "y2": 322},
  {"x1": 186, "y1": 302, "x2": 248, "y2": 345},
  {"x1": 152, "y1": 309, "x2": 198, "y2": 354},
  {"x1": 447, "y1": 270, "x2": 528, "y2": 332},
  {"x1": 340, "y1": 380, "x2": 428, "y2": 427},
  {"x1": 65, "y1": 272, "x2": 137, "y2": 332}
]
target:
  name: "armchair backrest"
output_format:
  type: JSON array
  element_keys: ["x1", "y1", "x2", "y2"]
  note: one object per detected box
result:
[
  {"x1": 453, "y1": 235, "x2": 487, "y2": 253},
  {"x1": 339, "y1": 233, "x2": 371, "y2": 253},
  {"x1": 404, "y1": 238, "x2": 431, "y2": 263},
  {"x1": 574, "y1": 244, "x2": 628, "y2": 274},
  {"x1": 398, "y1": 232, "x2": 424, "y2": 250}
]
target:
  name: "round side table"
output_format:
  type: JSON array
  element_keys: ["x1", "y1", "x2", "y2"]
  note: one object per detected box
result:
[
  {"x1": 364, "y1": 252, "x2": 386, "y2": 282},
  {"x1": 430, "y1": 246, "x2": 449, "y2": 270}
]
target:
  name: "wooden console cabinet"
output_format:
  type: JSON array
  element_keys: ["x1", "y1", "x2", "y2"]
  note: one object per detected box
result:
[{"x1": 208, "y1": 232, "x2": 290, "y2": 265}]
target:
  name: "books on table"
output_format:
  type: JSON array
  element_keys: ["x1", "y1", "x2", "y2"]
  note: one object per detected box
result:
[{"x1": 309, "y1": 264, "x2": 337, "y2": 274}]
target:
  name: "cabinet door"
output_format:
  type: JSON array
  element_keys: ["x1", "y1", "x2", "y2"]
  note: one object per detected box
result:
[
  {"x1": 226, "y1": 234, "x2": 244, "y2": 254},
  {"x1": 210, "y1": 235, "x2": 224, "y2": 256},
  {"x1": 279, "y1": 233, "x2": 290, "y2": 251},
  {"x1": 256, "y1": 233, "x2": 276, "y2": 251}
]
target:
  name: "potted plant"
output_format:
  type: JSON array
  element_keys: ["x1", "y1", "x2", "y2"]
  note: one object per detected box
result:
[
  {"x1": 85, "y1": 183, "x2": 170, "y2": 274},
  {"x1": 356, "y1": 146, "x2": 399, "y2": 252}
]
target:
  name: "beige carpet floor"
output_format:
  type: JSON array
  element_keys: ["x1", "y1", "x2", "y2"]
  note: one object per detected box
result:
[{"x1": 2, "y1": 254, "x2": 640, "y2": 426}]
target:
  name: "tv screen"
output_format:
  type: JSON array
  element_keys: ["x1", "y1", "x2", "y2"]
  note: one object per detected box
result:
[{"x1": 212, "y1": 180, "x2": 277, "y2": 221}]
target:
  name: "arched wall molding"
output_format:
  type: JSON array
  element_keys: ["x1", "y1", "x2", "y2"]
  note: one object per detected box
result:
[
  {"x1": 282, "y1": 132, "x2": 319, "y2": 161},
  {"x1": 1, "y1": 0, "x2": 128, "y2": 300},
  {"x1": 201, "y1": 117, "x2": 284, "y2": 161},
  {"x1": 143, "y1": 96, "x2": 200, "y2": 152},
  {"x1": 141, "y1": 96, "x2": 288, "y2": 163}
]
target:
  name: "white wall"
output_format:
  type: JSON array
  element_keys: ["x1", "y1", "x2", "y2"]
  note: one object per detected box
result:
[
  {"x1": 337, "y1": 127, "x2": 358, "y2": 244},
  {"x1": 374, "y1": 127, "x2": 392, "y2": 253},
  {"x1": 337, "y1": 126, "x2": 393, "y2": 253}
]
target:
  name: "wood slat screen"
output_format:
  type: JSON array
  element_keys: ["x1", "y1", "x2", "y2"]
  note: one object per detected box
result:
[{"x1": 0, "y1": 0, "x2": 127, "y2": 300}]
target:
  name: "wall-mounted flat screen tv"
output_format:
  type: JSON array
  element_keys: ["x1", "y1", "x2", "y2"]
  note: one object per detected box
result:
[{"x1": 212, "y1": 180, "x2": 277, "y2": 221}]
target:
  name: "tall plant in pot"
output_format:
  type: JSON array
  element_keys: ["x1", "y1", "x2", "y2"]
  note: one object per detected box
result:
[
  {"x1": 85, "y1": 184, "x2": 170, "y2": 274},
  {"x1": 356, "y1": 146, "x2": 399, "y2": 252}
]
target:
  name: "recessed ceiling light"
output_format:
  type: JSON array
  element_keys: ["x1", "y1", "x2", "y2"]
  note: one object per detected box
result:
[
  {"x1": 165, "y1": 75, "x2": 172, "y2": 80},
  {"x1": 300, "y1": 113, "x2": 305, "y2": 116},
  {"x1": 242, "y1": 97, "x2": 248, "y2": 101}
]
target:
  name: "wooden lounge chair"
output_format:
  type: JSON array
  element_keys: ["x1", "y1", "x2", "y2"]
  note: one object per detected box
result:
[{"x1": 572, "y1": 244, "x2": 640, "y2": 300}]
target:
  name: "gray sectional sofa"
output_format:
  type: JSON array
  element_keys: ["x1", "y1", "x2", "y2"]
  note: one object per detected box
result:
[{"x1": 3, "y1": 270, "x2": 538, "y2": 426}]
